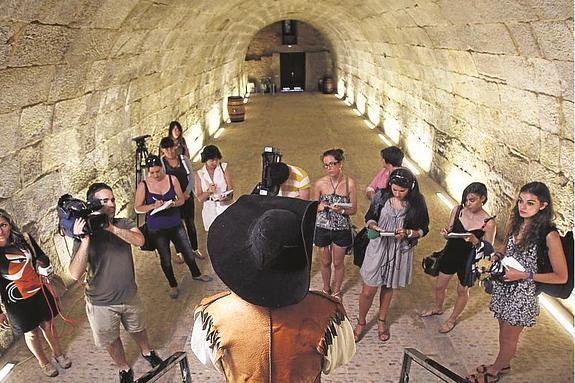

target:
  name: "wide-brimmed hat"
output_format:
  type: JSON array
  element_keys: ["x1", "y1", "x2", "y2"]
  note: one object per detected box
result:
[{"x1": 208, "y1": 195, "x2": 318, "y2": 308}]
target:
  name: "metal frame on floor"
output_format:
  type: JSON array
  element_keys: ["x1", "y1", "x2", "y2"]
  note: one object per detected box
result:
[
  {"x1": 136, "y1": 351, "x2": 191, "y2": 383},
  {"x1": 399, "y1": 348, "x2": 465, "y2": 383}
]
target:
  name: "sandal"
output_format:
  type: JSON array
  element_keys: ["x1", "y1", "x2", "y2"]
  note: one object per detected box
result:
[
  {"x1": 419, "y1": 308, "x2": 444, "y2": 318},
  {"x1": 378, "y1": 318, "x2": 390, "y2": 342},
  {"x1": 174, "y1": 253, "x2": 185, "y2": 264},
  {"x1": 353, "y1": 320, "x2": 366, "y2": 343},
  {"x1": 439, "y1": 320, "x2": 456, "y2": 334},
  {"x1": 465, "y1": 371, "x2": 500, "y2": 383},
  {"x1": 476, "y1": 365, "x2": 510, "y2": 375},
  {"x1": 331, "y1": 290, "x2": 343, "y2": 302}
]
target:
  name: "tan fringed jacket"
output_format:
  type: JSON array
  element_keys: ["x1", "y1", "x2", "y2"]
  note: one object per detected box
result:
[{"x1": 191, "y1": 291, "x2": 356, "y2": 383}]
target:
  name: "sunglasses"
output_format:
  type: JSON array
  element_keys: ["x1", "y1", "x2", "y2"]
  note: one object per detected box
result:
[
  {"x1": 323, "y1": 161, "x2": 340, "y2": 169},
  {"x1": 390, "y1": 174, "x2": 414, "y2": 188}
]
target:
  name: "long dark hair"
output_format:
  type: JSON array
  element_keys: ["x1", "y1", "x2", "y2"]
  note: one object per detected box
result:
[
  {"x1": 168, "y1": 121, "x2": 182, "y2": 139},
  {"x1": 321, "y1": 148, "x2": 344, "y2": 162},
  {"x1": 0, "y1": 209, "x2": 31, "y2": 252},
  {"x1": 387, "y1": 168, "x2": 429, "y2": 235},
  {"x1": 507, "y1": 181, "x2": 554, "y2": 246}
]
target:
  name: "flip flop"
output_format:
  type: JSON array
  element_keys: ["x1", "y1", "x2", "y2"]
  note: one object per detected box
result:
[
  {"x1": 476, "y1": 365, "x2": 510, "y2": 375},
  {"x1": 378, "y1": 318, "x2": 390, "y2": 342},
  {"x1": 439, "y1": 320, "x2": 456, "y2": 333},
  {"x1": 353, "y1": 320, "x2": 366, "y2": 343},
  {"x1": 419, "y1": 309, "x2": 444, "y2": 317},
  {"x1": 465, "y1": 371, "x2": 500, "y2": 383}
]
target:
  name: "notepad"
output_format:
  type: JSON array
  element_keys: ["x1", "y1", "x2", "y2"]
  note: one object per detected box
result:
[
  {"x1": 150, "y1": 200, "x2": 174, "y2": 215},
  {"x1": 331, "y1": 202, "x2": 352, "y2": 209},
  {"x1": 211, "y1": 189, "x2": 234, "y2": 201},
  {"x1": 501, "y1": 257, "x2": 526, "y2": 272},
  {"x1": 446, "y1": 232, "x2": 472, "y2": 239}
]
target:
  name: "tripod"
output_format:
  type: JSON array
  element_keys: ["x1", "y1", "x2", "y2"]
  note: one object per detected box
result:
[{"x1": 132, "y1": 135, "x2": 151, "y2": 226}]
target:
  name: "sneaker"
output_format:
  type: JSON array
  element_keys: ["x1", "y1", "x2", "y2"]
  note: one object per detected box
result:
[
  {"x1": 192, "y1": 274, "x2": 213, "y2": 282},
  {"x1": 40, "y1": 362, "x2": 59, "y2": 377},
  {"x1": 55, "y1": 354, "x2": 72, "y2": 369},
  {"x1": 119, "y1": 368, "x2": 134, "y2": 383},
  {"x1": 142, "y1": 350, "x2": 163, "y2": 368}
]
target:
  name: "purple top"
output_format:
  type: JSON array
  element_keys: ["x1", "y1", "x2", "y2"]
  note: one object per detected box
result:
[{"x1": 144, "y1": 176, "x2": 180, "y2": 231}]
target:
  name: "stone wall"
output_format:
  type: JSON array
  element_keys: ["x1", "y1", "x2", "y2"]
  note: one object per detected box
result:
[{"x1": 244, "y1": 21, "x2": 333, "y2": 92}]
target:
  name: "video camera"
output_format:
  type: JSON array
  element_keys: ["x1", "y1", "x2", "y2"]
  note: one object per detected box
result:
[
  {"x1": 57, "y1": 194, "x2": 109, "y2": 239},
  {"x1": 252, "y1": 146, "x2": 283, "y2": 196}
]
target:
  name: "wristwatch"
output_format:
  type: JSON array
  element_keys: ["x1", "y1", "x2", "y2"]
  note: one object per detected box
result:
[{"x1": 527, "y1": 271, "x2": 534, "y2": 281}]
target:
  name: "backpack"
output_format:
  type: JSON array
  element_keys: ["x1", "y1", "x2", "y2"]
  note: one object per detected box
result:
[{"x1": 536, "y1": 230, "x2": 574, "y2": 299}]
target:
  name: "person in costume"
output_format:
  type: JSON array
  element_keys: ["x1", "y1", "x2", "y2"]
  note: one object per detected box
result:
[{"x1": 191, "y1": 195, "x2": 356, "y2": 382}]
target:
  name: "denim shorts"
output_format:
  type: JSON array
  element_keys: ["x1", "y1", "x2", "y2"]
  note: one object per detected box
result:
[{"x1": 314, "y1": 227, "x2": 353, "y2": 248}]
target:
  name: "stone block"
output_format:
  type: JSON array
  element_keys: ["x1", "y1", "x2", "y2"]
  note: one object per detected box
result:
[
  {"x1": 0, "y1": 111, "x2": 20, "y2": 156},
  {"x1": 445, "y1": 50, "x2": 477, "y2": 76},
  {"x1": 530, "y1": 58, "x2": 562, "y2": 97},
  {"x1": 474, "y1": 0, "x2": 538, "y2": 22},
  {"x1": 406, "y1": 2, "x2": 446, "y2": 27},
  {"x1": 499, "y1": 87, "x2": 538, "y2": 125},
  {"x1": 560, "y1": 138, "x2": 574, "y2": 176},
  {"x1": 424, "y1": 25, "x2": 469, "y2": 50},
  {"x1": 19, "y1": 103, "x2": 53, "y2": 145},
  {"x1": 66, "y1": 29, "x2": 118, "y2": 64},
  {"x1": 555, "y1": 61, "x2": 574, "y2": 102},
  {"x1": 562, "y1": 100, "x2": 573, "y2": 141},
  {"x1": 18, "y1": 143, "x2": 42, "y2": 186},
  {"x1": 9, "y1": 24, "x2": 72, "y2": 67},
  {"x1": 89, "y1": 0, "x2": 139, "y2": 29},
  {"x1": 0, "y1": 66, "x2": 55, "y2": 114},
  {"x1": 110, "y1": 30, "x2": 148, "y2": 58},
  {"x1": 540, "y1": 133, "x2": 561, "y2": 169},
  {"x1": 48, "y1": 63, "x2": 90, "y2": 102},
  {"x1": 507, "y1": 22, "x2": 541, "y2": 57},
  {"x1": 94, "y1": 108, "x2": 129, "y2": 144},
  {"x1": 10, "y1": 171, "x2": 62, "y2": 227},
  {"x1": 537, "y1": 94, "x2": 561, "y2": 135},
  {"x1": 60, "y1": 158, "x2": 97, "y2": 194},
  {"x1": 0, "y1": 23, "x2": 18, "y2": 70},
  {"x1": 42, "y1": 128, "x2": 80, "y2": 171},
  {"x1": 532, "y1": 21, "x2": 573, "y2": 61},
  {"x1": 500, "y1": 118, "x2": 541, "y2": 160},
  {"x1": 0, "y1": 156, "x2": 20, "y2": 199},
  {"x1": 438, "y1": 0, "x2": 480, "y2": 24},
  {"x1": 467, "y1": 24, "x2": 517, "y2": 54},
  {"x1": 98, "y1": 85, "x2": 129, "y2": 114},
  {"x1": 53, "y1": 96, "x2": 89, "y2": 133}
]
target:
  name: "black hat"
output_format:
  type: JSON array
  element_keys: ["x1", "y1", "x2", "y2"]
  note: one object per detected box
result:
[{"x1": 208, "y1": 195, "x2": 318, "y2": 308}]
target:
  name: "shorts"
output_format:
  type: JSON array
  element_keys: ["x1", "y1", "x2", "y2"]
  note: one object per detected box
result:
[
  {"x1": 85, "y1": 294, "x2": 146, "y2": 347},
  {"x1": 314, "y1": 227, "x2": 353, "y2": 248}
]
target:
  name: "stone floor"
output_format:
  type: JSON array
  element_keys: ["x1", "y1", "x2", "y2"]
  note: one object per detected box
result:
[{"x1": 1, "y1": 93, "x2": 572, "y2": 382}]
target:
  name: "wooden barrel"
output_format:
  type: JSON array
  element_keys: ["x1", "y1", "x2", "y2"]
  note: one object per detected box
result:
[
  {"x1": 227, "y1": 96, "x2": 245, "y2": 122},
  {"x1": 322, "y1": 77, "x2": 334, "y2": 94}
]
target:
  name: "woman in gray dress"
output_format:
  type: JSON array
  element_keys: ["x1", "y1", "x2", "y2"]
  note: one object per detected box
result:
[{"x1": 354, "y1": 168, "x2": 429, "y2": 342}]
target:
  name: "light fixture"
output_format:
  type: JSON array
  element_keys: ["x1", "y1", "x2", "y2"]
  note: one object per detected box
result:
[
  {"x1": 436, "y1": 192, "x2": 456, "y2": 210},
  {"x1": 214, "y1": 128, "x2": 224, "y2": 139},
  {"x1": 539, "y1": 295, "x2": 575, "y2": 338},
  {"x1": 0, "y1": 363, "x2": 16, "y2": 381},
  {"x1": 353, "y1": 108, "x2": 362, "y2": 116},
  {"x1": 363, "y1": 119, "x2": 375, "y2": 129},
  {"x1": 402, "y1": 158, "x2": 421, "y2": 175},
  {"x1": 378, "y1": 133, "x2": 393, "y2": 146}
]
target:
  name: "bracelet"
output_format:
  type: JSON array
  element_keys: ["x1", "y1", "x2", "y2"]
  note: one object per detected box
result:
[{"x1": 527, "y1": 271, "x2": 534, "y2": 281}]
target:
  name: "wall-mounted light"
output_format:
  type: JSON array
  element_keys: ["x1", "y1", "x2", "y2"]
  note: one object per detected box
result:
[
  {"x1": 363, "y1": 119, "x2": 375, "y2": 129},
  {"x1": 0, "y1": 363, "x2": 16, "y2": 381},
  {"x1": 539, "y1": 295, "x2": 575, "y2": 338},
  {"x1": 214, "y1": 128, "x2": 225, "y2": 139},
  {"x1": 436, "y1": 192, "x2": 456, "y2": 210}
]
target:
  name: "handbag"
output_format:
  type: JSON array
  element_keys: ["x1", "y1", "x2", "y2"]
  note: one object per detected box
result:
[
  {"x1": 139, "y1": 222, "x2": 156, "y2": 251},
  {"x1": 422, "y1": 249, "x2": 443, "y2": 277},
  {"x1": 353, "y1": 227, "x2": 370, "y2": 267}
]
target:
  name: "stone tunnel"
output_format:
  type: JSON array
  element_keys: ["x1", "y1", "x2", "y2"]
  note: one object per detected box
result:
[{"x1": 0, "y1": 0, "x2": 573, "y2": 381}]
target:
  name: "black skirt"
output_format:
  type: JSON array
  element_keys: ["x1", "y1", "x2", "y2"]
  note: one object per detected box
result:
[{"x1": 5, "y1": 285, "x2": 58, "y2": 335}]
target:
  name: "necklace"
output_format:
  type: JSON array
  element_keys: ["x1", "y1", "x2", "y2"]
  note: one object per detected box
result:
[{"x1": 329, "y1": 174, "x2": 343, "y2": 193}]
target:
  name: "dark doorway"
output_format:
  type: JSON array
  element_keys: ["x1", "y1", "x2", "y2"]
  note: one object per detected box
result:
[{"x1": 280, "y1": 52, "x2": 305, "y2": 92}]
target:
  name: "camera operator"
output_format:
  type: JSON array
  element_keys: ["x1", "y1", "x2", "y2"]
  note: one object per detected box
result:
[
  {"x1": 69, "y1": 182, "x2": 162, "y2": 383},
  {"x1": 268, "y1": 162, "x2": 311, "y2": 200}
]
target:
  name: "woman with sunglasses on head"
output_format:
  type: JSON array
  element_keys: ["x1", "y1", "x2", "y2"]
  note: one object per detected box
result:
[
  {"x1": 135, "y1": 155, "x2": 212, "y2": 300},
  {"x1": 420, "y1": 182, "x2": 496, "y2": 334},
  {"x1": 312, "y1": 149, "x2": 357, "y2": 302},
  {"x1": 466, "y1": 182, "x2": 567, "y2": 383},
  {"x1": 168, "y1": 121, "x2": 190, "y2": 158},
  {"x1": 0, "y1": 209, "x2": 71, "y2": 377},
  {"x1": 355, "y1": 167, "x2": 429, "y2": 342},
  {"x1": 159, "y1": 137, "x2": 203, "y2": 261}
]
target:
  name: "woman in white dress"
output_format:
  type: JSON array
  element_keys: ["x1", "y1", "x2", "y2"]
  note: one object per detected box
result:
[{"x1": 194, "y1": 145, "x2": 234, "y2": 231}]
